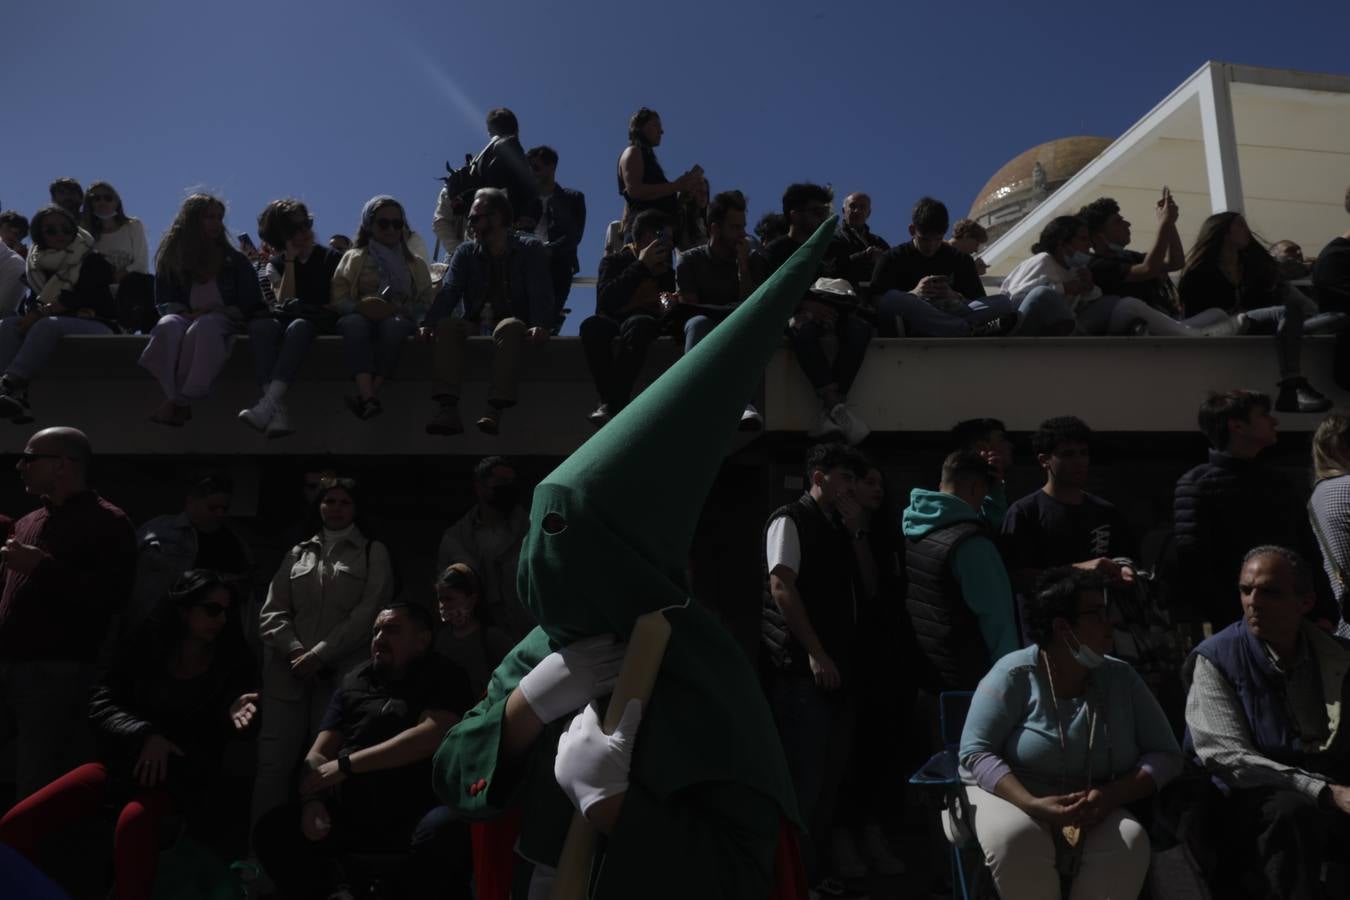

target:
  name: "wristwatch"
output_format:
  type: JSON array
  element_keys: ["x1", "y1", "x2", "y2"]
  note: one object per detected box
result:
[{"x1": 337, "y1": 750, "x2": 353, "y2": 776}]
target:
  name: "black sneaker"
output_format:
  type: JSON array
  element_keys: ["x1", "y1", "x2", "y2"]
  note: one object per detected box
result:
[
  {"x1": 1275, "y1": 377, "x2": 1332, "y2": 414},
  {"x1": 0, "y1": 377, "x2": 31, "y2": 422},
  {"x1": 970, "y1": 312, "x2": 1020, "y2": 337}
]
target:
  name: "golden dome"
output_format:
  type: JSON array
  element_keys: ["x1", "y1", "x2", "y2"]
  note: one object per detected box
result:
[{"x1": 970, "y1": 136, "x2": 1112, "y2": 219}]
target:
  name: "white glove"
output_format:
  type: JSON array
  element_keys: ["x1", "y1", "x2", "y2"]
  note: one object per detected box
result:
[
  {"x1": 555, "y1": 700, "x2": 641, "y2": 818},
  {"x1": 517, "y1": 634, "x2": 626, "y2": 724}
]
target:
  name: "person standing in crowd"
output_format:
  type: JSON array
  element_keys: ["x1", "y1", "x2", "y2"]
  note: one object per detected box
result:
[
  {"x1": 328, "y1": 235, "x2": 351, "y2": 253},
  {"x1": 0, "y1": 426, "x2": 137, "y2": 800},
  {"x1": 829, "y1": 192, "x2": 889, "y2": 290},
  {"x1": 1312, "y1": 185, "x2": 1350, "y2": 312},
  {"x1": 1174, "y1": 390, "x2": 1313, "y2": 628},
  {"x1": 761, "y1": 442, "x2": 869, "y2": 896},
  {"x1": 0, "y1": 210, "x2": 29, "y2": 258},
  {"x1": 904, "y1": 450, "x2": 1019, "y2": 691},
  {"x1": 1001, "y1": 416, "x2": 1138, "y2": 597},
  {"x1": 761, "y1": 183, "x2": 872, "y2": 445},
  {"x1": 421, "y1": 187, "x2": 552, "y2": 437},
  {"x1": 131, "y1": 472, "x2": 252, "y2": 625},
  {"x1": 80, "y1": 181, "x2": 154, "y2": 329},
  {"x1": 331, "y1": 195, "x2": 432, "y2": 421},
  {"x1": 47, "y1": 178, "x2": 83, "y2": 218},
  {"x1": 616, "y1": 107, "x2": 704, "y2": 239},
  {"x1": 139, "y1": 193, "x2": 263, "y2": 426},
  {"x1": 240, "y1": 199, "x2": 341, "y2": 437},
  {"x1": 525, "y1": 145, "x2": 586, "y2": 324},
  {"x1": 959, "y1": 568, "x2": 1181, "y2": 900},
  {"x1": 252, "y1": 477, "x2": 394, "y2": 826},
  {"x1": 433, "y1": 563, "x2": 514, "y2": 699},
  {"x1": 1182, "y1": 547, "x2": 1350, "y2": 899},
  {"x1": 1178, "y1": 212, "x2": 1336, "y2": 413},
  {"x1": 436, "y1": 456, "x2": 533, "y2": 641},
  {"x1": 580, "y1": 208, "x2": 676, "y2": 427},
  {"x1": 1307, "y1": 411, "x2": 1350, "y2": 634},
  {"x1": 0, "y1": 570, "x2": 257, "y2": 900},
  {"x1": 0, "y1": 205, "x2": 120, "y2": 422},
  {"x1": 254, "y1": 603, "x2": 474, "y2": 900}
]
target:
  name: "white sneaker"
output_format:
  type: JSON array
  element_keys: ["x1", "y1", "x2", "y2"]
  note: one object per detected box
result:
[
  {"x1": 266, "y1": 401, "x2": 294, "y2": 438},
  {"x1": 831, "y1": 828, "x2": 869, "y2": 880},
  {"x1": 237, "y1": 396, "x2": 274, "y2": 432},
  {"x1": 830, "y1": 403, "x2": 870, "y2": 446},
  {"x1": 862, "y1": 823, "x2": 905, "y2": 876},
  {"x1": 807, "y1": 406, "x2": 844, "y2": 438},
  {"x1": 739, "y1": 403, "x2": 764, "y2": 431}
]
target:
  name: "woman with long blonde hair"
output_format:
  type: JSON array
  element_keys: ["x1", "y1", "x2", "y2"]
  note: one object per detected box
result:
[
  {"x1": 139, "y1": 193, "x2": 262, "y2": 425},
  {"x1": 1310, "y1": 411, "x2": 1350, "y2": 634}
]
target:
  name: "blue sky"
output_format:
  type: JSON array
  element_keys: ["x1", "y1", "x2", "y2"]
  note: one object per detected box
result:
[{"x1": 4, "y1": 0, "x2": 1347, "y2": 330}]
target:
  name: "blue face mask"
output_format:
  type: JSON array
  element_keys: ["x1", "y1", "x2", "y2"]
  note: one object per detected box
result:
[
  {"x1": 1066, "y1": 251, "x2": 1092, "y2": 269},
  {"x1": 1067, "y1": 629, "x2": 1106, "y2": 669}
]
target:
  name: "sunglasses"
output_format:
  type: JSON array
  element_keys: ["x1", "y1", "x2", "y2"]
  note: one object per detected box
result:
[
  {"x1": 320, "y1": 476, "x2": 358, "y2": 491},
  {"x1": 41, "y1": 225, "x2": 75, "y2": 237},
  {"x1": 88, "y1": 193, "x2": 117, "y2": 203},
  {"x1": 467, "y1": 213, "x2": 490, "y2": 224},
  {"x1": 197, "y1": 602, "x2": 229, "y2": 618},
  {"x1": 374, "y1": 217, "x2": 404, "y2": 230}
]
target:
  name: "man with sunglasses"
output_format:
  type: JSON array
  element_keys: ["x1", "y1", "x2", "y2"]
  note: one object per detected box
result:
[
  {"x1": 0, "y1": 426, "x2": 136, "y2": 801},
  {"x1": 421, "y1": 187, "x2": 553, "y2": 436}
]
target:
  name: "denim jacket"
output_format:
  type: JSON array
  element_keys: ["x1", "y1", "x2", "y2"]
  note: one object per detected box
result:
[
  {"x1": 131, "y1": 513, "x2": 253, "y2": 623},
  {"x1": 154, "y1": 247, "x2": 263, "y2": 318},
  {"x1": 423, "y1": 232, "x2": 553, "y2": 328}
]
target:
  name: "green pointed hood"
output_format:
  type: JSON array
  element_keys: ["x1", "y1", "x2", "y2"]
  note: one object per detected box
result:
[{"x1": 520, "y1": 217, "x2": 837, "y2": 643}]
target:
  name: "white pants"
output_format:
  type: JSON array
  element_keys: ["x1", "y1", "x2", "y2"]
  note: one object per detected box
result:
[
  {"x1": 249, "y1": 678, "x2": 336, "y2": 827},
  {"x1": 965, "y1": 784, "x2": 1150, "y2": 900}
]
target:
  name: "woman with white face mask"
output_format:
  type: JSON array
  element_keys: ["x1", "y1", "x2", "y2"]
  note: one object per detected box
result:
[
  {"x1": 81, "y1": 181, "x2": 157, "y2": 334},
  {"x1": 955, "y1": 568, "x2": 1183, "y2": 900},
  {"x1": 1000, "y1": 216, "x2": 1237, "y2": 336}
]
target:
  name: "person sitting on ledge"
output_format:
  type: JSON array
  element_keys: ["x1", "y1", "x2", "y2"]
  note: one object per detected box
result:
[{"x1": 0, "y1": 205, "x2": 120, "y2": 423}]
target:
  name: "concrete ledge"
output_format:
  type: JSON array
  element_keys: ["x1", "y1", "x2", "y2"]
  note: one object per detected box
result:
[{"x1": 5, "y1": 334, "x2": 1343, "y2": 455}]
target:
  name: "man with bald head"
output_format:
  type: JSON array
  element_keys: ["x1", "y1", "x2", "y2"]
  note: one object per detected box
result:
[
  {"x1": 0, "y1": 426, "x2": 136, "y2": 799},
  {"x1": 828, "y1": 192, "x2": 888, "y2": 290},
  {"x1": 1182, "y1": 546, "x2": 1350, "y2": 898}
]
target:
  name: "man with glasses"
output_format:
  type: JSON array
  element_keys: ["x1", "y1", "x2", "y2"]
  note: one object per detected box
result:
[
  {"x1": 758, "y1": 183, "x2": 874, "y2": 445},
  {"x1": 0, "y1": 427, "x2": 136, "y2": 801},
  {"x1": 420, "y1": 188, "x2": 553, "y2": 437}
]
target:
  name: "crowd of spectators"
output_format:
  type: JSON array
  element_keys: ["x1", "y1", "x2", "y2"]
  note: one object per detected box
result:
[
  {"x1": 3, "y1": 110, "x2": 1350, "y2": 900},
  {"x1": 3, "y1": 133, "x2": 1348, "y2": 447}
]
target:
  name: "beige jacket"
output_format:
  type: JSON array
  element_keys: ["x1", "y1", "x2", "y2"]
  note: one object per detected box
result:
[
  {"x1": 330, "y1": 246, "x2": 435, "y2": 318},
  {"x1": 258, "y1": 528, "x2": 393, "y2": 699}
]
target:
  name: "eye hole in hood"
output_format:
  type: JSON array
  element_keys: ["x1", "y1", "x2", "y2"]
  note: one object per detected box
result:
[{"x1": 542, "y1": 512, "x2": 567, "y2": 535}]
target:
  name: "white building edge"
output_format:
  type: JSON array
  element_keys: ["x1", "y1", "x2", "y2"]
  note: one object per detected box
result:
[{"x1": 980, "y1": 61, "x2": 1350, "y2": 277}]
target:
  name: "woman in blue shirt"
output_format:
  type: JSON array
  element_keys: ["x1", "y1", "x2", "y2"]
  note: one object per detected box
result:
[{"x1": 958, "y1": 568, "x2": 1182, "y2": 899}]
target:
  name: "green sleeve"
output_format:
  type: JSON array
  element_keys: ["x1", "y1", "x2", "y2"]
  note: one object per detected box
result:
[
  {"x1": 951, "y1": 538, "x2": 1020, "y2": 659},
  {"x1": 595, "y1": 781, "x2": 780, "y2": 900},
  {"x1": 431, "y1": 629, "x2": 550, "y2": 819},
  {"x1": 979, "y1": 483, "x2": 1008, "y2": 531}
]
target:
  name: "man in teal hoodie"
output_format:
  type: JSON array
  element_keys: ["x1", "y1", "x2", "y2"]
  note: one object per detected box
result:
[{"x1": 903, "y1": 449, "x2": 1019, "y2": 690}]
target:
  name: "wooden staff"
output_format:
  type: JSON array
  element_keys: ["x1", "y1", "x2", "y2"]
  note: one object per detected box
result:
[{"x1": 550, "y1": 610, "x2": 673, "y2": 900}]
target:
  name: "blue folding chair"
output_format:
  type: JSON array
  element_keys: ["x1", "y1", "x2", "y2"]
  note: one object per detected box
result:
[{"x1": 908, "y1": 691, "x2": 992, "y2": 900}]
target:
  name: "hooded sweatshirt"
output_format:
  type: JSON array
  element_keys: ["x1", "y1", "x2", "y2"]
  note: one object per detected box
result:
[{"x1": 903, "y1": 488, "x2": 1019, "y2": 660}]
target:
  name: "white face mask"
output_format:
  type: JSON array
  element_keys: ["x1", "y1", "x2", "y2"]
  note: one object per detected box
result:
[
  {"x1": 94, "y1": 210, "x2": 118, "y2": 221},
  {"x1": 1106, "y1": 242, "x2": 1126, "y2": 254},
  {"x1": 1065, "y1": 251, "x2": 1092, "y2": 269},
  {"x1": 1066, "y1": 629, "x2": 1106, "y2": 669}
]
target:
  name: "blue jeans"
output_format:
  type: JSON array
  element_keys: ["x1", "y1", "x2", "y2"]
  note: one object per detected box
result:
[
  {"x1": 0, "y1": 316, "x2": 113, "y2": 381},
  {"x1": 335, "y1": 313, "x2": 417, "y2": 378},
  {"x1": 873, "y1": 289, "x2": 1012, "y2": 337},
  {"x1": 683, "y1": 312, "x2": 730, "y2": 354},
  {"x1": 787, "y1": 312, "x2": 874, "y2": 396},
  {"x1": 247, "y1": 317, "x2": 316, "y2": 386},
  {"x1": 1015, "y1": 286, "x2": 1077, "y2": 335}
]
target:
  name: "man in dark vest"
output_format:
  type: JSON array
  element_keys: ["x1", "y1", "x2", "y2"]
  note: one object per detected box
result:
[
  {"x1": 761, "y1": 441, "x2": 869, "y2": 895},
  {"x1": 903, "y1": 450, "x2": 1019, "y2": 691},
  {"x1": 1183, "y1": 546, "x2": 1350, "y2": 899}
]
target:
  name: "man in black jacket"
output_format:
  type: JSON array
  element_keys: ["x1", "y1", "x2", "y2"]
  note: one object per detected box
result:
[
  {"x1": 526, "y1": 146, "x2": 586, "y2": 325},
  {"x1": 829, "y1": 193, "x2": 888, "y2": 290},
  {"x1": 254, "y1": 603, "x2": 473, "y2": 900},
  {"x1": 1174, "y1": 390, "x2": 1313, "y2": 628},
  {"x1": 578, "y1": 208, "x2": 675, "y2": 426},
  {"x1": 761, "y1": 442, "x2": 869, "y2": 892}
]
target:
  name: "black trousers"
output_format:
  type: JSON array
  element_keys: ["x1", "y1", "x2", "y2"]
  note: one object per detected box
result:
[
  {"x1": 253, "y1": 799, "x2": 471, "y2": 900},
  {"x1": 579, "y1": 314, "x2": 662, "y2": 408}
]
